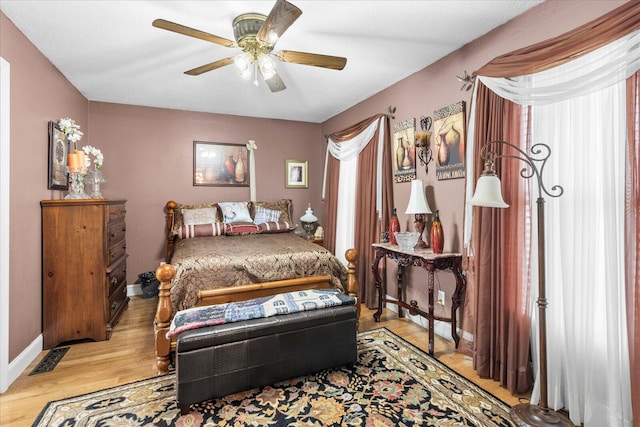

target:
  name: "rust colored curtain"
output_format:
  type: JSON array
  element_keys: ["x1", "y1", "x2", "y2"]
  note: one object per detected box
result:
[
  {"x1": 476, "y1": 1, "x2": 640, "y2": 78},
  {"x1": 469, "y1": 2, "x2": 640, "y2": 400},
  {"x1": 626, "y1": 71, "x2": 640, "y2": 427},
  {"x1": 323, "y1": 114, "x2": 393, "y2": 308},
  {"x1": 467, "y1": 82, "x2": 533, "y2": 394}
]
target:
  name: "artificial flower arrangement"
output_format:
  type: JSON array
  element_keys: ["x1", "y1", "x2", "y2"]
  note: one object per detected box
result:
[
  {"x1": 58, "y1": 118, "x2": 104, "y2": 173},
  {"x1": 82, "y1": 145, "x2": 103, "y2": 170}
]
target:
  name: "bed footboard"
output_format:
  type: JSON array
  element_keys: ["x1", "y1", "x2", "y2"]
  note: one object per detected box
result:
[{"x1": 153, "y1": 249, "x2": 360, "y2": 375}]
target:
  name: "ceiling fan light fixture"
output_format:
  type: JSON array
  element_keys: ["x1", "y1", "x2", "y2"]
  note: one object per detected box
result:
[
  {"x1": 266, "y1": 30, "x2": 279, "y2": 45},
  {"x1": 258, "y1": 53, "x2": 277, "y2": 80},
  {"x1": 234, "y1": 52, "x2": 254, "y2": 79}
]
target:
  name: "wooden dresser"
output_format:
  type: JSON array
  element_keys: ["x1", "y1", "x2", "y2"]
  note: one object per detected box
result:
[{"x1": 41, "y1": 199, "x2": 129, "y2": 349}]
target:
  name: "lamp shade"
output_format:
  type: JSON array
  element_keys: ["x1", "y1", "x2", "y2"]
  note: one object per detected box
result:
[
  {"x1": 300, "y1": 203, "x2": 318, "y2": 223},
  {"x1": 470, "y1": 162, "x2": 509, "y2": 208},
  {"x1": 405, "y1": 179, "x2": 432, "y2": 214},
  {"x1": 258, "y1": 53, "x2": 276, "y2": 79}
]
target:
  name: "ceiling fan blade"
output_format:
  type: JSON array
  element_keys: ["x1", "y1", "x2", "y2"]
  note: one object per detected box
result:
[
  {"x1": 184, "y1": 57, "x2": 234, "y2": 76},
  {"x1": 153, "y1": 19, "x2": 236, "y2": 48},
  {"x1": 257, "y1": 0, "x2": 302, "y2": 46},
  {"x1": 276, "y1": 50, "x2": 347, "y2": 70},
  {"x1": 264, "y1": 70, "x2": 286, "y2": 92}
]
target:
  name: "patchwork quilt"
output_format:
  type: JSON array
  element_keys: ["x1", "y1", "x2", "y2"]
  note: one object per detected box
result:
[{"x1": 167, "y1": 288, "x2": 355, "y2": 338}]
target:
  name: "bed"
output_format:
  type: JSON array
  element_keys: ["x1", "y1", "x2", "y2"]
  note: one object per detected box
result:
[{"x1": 154, "y1": 199, "x2": 360, "y2": 374}]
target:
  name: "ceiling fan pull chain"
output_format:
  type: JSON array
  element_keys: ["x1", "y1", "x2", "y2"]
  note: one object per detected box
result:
[{"x1": 253, "y1": 61, "x2": 259, "y2": 87}]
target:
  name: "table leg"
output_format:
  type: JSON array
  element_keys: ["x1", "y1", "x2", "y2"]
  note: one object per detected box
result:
[
  {"x1": 372, "y1": 248, "x2": 384, "y2": 322},
  {"x1": 427, "y1": 268, "x2": 435, "y2": 355},
  {"x1": 450, "y1": 261, "x2": 466, "y2": 348},
  {"x1": 396, "y1": 264, "x2": 405, "y2": 318}
]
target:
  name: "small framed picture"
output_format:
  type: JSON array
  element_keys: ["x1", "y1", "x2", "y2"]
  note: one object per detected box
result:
[
  {"x1": 48, "y1": 121, "x2": 69, "y2": 190},
  {"x1": 193, "y1": 141, "x2": 249, "y2": 187},
  {"x1": 285, "y1": 159, "x2": 308, "y2": 189}
]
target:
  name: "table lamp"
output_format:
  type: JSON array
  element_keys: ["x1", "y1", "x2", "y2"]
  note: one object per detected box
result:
[
  {"x1": 300, "y1": 203, "x2": 318, "y2": 240},
  {"x1": 405, "y1": 179, "x2": 432, "y2": 249}
]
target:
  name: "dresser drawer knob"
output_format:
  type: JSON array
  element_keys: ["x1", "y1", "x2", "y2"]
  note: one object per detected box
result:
[
  {"x1": 111, "y1": 301, "x2": 118, "y2": 310},
  {"x1": 111, "y1": 277, "x2": 118, "y2": 286}
]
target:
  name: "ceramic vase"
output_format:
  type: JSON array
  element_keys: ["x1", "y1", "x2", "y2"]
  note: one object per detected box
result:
[
  {"x1": 389, "y1": 208, "x2": 400, "y2": 245},
  {"x1": 430, "y1": 210, "x2": 444, "y2": 254}
]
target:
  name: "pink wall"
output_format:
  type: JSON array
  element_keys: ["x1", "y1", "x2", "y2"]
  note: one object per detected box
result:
[
  {"x1": 88, "y1": 102, "x2": 324, "y2": 281},
  {"x1": 320, "y1": 0, "x2": 626, "y2": 327},
  {"x1": 0, "y1": 0, "x2": 627, "y2": 364},
  {"x1": 1, "y1": 13, "x2": 88, "y2": 361}
]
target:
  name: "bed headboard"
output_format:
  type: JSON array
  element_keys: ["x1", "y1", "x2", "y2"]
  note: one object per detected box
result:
[{"x1": 164, "y1": 199, "x2": 294, "y2": 262}]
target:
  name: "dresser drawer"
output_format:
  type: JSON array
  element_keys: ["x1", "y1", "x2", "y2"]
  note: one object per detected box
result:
[
  {"x1": 107, "y1": 239, "x2": 127, "y2": 265},
  {"x1": 108, "y1": 203, "x2": 126, "y2": 223},
  {"x1": 109, "y1": 284, "x2": 127, "y2": 321},
  {"x1": 108, "y1": 219, "x2": 126, "y2": 246},
  {"x1": 108, "y1": 258, "x2": 127, "y2": 296}
]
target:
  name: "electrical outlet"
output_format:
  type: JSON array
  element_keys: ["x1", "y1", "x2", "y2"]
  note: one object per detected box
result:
[{"x1": 437, "y1": 290, "x2": 446, "y2": 305}]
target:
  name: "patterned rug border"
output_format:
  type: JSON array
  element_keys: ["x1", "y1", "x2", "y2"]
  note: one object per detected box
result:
[
  {"x1": 368, "y1": 327, "x2": 516, "y2": 409},
  {"x1": 33, "y1": 327, "x2": 516, "y2": 426},
  {"x1": 32, "y1": 374, "x2": 173, "y2": 426}
]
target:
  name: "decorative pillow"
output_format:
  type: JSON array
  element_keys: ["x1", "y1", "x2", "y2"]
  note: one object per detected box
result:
[
  {"x1": 182, "y1": 207, "x2": 217, "y2": 225},
  {"x1": 257, "y1": 221, "x2": 296, "y2": 234},
  {"x1": 218, "y1": 202, "x2": 253, "y2": 224},
  {"x1": 170, "y1": 202, "x2": 221, "y2": 236},
  {"x1": 225, "y1": 222, "x2": 261, "y2": 235},
  {"x1": 253, "y1": 206, "x2": 282, "y2": 225},
  {"x1": 179, "y1": 207, "x2": 224, "y2": 239},
  {"x1": 251, "y1": 199, "x2": 293, "y2": 224}
]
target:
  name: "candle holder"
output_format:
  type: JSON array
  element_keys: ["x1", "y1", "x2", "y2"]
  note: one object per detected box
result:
[
  {"x1": 65, "y1": 167, "x2": 89, "y2": 200},
  {"x1": 88, "y1": 169, "x2": 106, "y2": 199}
]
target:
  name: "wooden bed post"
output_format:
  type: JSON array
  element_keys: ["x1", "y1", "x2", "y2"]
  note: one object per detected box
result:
[
  {"x1": 155, "y1": 263, "x2": 175, "y2": 374},
  {"x1": 345, "y1": 249, "x2": 361, "y2": 321},
  {"x1": 165, "y1": 200, "x2": 177, "y2": 262}
]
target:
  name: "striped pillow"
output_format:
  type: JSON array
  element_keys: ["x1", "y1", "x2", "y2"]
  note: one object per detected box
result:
[{"x1": 179, "y1": 207, "x2": 224, "y2": 239}]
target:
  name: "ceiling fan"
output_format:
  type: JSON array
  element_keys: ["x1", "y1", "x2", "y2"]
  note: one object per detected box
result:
[{"x1": 152, "y1": 0, "x2": 347, "y2": 92}]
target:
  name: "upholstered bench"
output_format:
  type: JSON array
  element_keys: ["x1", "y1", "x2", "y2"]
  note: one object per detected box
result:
[{"x1": 173, "y1": 294, "x2": 358, "y2": 414}]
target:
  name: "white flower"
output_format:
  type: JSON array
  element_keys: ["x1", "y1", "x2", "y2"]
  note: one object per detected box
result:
[
  {"x1": 58, "y1": 117, "x2": 84, "y2": 144},
  {"x1": 82, "y1": 145, "x2": 104, "y2": 169}
]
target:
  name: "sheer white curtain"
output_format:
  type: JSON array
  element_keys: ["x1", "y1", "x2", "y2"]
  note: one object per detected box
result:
[
  {"x1": 467, "y1": 29, "x2": 639, "y2": 426},
  {"x1": 323, "y1": 117, "x2": 386, "y2": 264}
]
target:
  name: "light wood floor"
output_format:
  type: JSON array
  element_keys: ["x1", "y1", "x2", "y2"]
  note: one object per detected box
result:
[{"x1": 0, "y1": 297, "x2": 530, "y2": 426}]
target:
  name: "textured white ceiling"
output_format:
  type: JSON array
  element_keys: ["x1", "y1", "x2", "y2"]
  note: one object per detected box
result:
[{"x1": 0, "y1": 1, "x2": 542, "y2": 122}]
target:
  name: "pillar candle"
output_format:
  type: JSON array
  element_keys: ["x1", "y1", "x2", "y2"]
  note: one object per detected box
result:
[
  {"x1": 68, "y1": 152, "x2": 79, "y2": 172},
  {"x1": 75, "y1": 150, "x2": 86, "y2": 170}
]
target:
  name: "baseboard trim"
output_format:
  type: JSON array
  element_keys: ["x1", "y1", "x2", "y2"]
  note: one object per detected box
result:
[
  {"x1": 384, "y1": 295, "x2": 473, "y2": 343},
  {"x1": 127, "y1": 283, "x2": 142, "y2": 297},
  {"x1": 4, "y1": 334, "x2": 42, "y2": 393}
]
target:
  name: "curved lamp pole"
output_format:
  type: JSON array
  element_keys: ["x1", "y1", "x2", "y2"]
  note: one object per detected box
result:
[{"x1": 470, "y1": 140, "x2": 573, "y2": 427}]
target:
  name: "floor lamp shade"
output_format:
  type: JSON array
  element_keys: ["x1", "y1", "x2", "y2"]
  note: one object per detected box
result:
[{"x1": 470, "y1": 161, "x2": 509, "y2": 208}]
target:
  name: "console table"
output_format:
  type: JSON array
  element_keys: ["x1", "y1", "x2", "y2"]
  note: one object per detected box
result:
[{"x1": 371, "y1": 243, "x2": 466, "y2": 355}]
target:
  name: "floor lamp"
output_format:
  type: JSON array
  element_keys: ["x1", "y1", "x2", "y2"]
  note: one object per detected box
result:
[{"x1": 470, "y1": 140, "x2": 574, "y2": 427}]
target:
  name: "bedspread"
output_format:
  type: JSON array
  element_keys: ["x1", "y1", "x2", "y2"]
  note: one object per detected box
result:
[{"x1": 170, "y1": 232, "x2": 348, "y2": 311}]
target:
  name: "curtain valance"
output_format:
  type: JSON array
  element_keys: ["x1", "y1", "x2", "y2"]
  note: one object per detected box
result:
[{"x1": 323, "y1": 114, "x2": 386, "y2": 219}]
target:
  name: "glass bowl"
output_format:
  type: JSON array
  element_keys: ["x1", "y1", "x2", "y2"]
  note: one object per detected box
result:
[{"x1": 394, "y1": 231, "x2": 420, "y2": 250}]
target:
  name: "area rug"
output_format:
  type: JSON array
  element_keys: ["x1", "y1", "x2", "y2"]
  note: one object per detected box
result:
[{"x1": 33, "y1": 328, "x2": 515, "y2": 426}]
